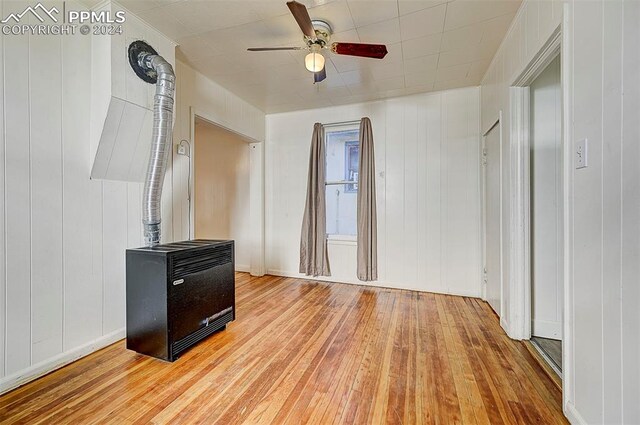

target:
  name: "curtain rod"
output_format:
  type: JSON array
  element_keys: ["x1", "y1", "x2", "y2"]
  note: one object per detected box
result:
[{"x1": 322, "y1": 119, "x2": 361, "y2": 128}]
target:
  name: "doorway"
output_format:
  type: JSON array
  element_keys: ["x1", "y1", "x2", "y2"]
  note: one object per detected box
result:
[
  {"x1": 483, "y1": 119, "x2": 502, "y2": 317},
  {"x1": 529, "y1": 56, "x2": 563, "y2": 374},
  {"x1": 193, "y1": 117, "x2": 251, "y2": 271}
]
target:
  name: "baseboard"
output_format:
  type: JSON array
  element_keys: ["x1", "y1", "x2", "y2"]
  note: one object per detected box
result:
[
  {"x1": 266, "y1": 269, "x2": 482, "y2": 298},
  {"x1": 235, "y1": 264, "x2": 250, "y2": 273},
  {"x1": 565, "y1": 401, "x2": 587, "y2": 425},
  {"x1": 0, "y1": 328, "x2": 125, "y2": 395}
]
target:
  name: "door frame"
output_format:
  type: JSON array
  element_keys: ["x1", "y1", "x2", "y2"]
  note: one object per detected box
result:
[
  {"x1": 189, "y1": 107, "x2": 266, "y2": 276},
  {"x1": 508, "y1": 20, "x2": 570, "y2": 393},
  {"x1": 481, "y1": 112, "x2": 504, "y2": 325},
  {"x1": 508, "y1": 27, "x2": 562, "y2": 341}
]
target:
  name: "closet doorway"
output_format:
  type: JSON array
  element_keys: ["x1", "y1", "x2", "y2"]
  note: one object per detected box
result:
[
  {"x1": 193, "y1": 117, "x2": 251, "y2": 272},
  {"x1": 529, "y1": 55, "x2": 563, "y2": 374}
]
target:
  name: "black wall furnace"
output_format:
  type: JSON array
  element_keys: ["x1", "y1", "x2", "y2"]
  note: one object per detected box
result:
[{"x1": 126, "y1": 239, "x2": 235, "y2": 361}]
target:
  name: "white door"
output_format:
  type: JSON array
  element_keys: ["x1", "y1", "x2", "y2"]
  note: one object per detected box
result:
[
  {"x1": 530, "y1": 56, "x2": 563, "y2": 339},
  {"x1": 484, "y1": 123, "x2": 501, "y2": 316}
]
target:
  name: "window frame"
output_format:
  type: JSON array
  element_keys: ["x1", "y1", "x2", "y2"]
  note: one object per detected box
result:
[{"x1": 324, "y1": 124, "x2": 360, "y2": 242}]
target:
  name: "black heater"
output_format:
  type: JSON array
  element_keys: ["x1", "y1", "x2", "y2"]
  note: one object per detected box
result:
[{"x1": 126, "y1": 239, "x2": 235, "y2": 361}]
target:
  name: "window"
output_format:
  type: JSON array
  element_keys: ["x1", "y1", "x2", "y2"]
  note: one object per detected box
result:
[{"x1": 325, "y1": 127, "x2": 359, "y2": 238}]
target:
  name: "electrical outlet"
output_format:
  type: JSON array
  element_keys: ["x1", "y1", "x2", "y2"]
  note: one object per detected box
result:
[
  {"x1": 177, "y1": 144, "x2": 187, "y2": 156},
  {"x1": 575, "y1": 139, "x2": 588, "y2": 169}
]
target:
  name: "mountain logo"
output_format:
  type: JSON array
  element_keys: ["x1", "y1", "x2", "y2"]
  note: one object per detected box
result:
[{"x1": 1, "y1": 3, "x2": 60, "y2": 24}]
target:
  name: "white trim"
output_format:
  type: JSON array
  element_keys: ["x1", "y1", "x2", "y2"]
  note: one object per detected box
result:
[
  {"x1": 561, "y1": 1, "x2": 574, "y2": 416},
  {"x1": 565, "y1": 402, "x2": 588, "y2": 425},
  {"x1": 481, "y1": 113, "x2": 505, "y2": 327},
  {"x1": 265, "y1": 270, "x2": 483, "y2": 299},
  {"x1": 0, "y1": 328, "x2": 125, "y2": 395}
]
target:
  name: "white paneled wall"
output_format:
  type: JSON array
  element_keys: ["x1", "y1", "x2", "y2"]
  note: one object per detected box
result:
[
  {"x1": 481, "y1": 0, "x2": 640, "y2": 423},
  {"x1": 568, "y1": 1, "x2": 639, "y2": 423},
  {"x1": 265, "y1": 88, "x2": 481, "y2": 296},
  {"x1": 0, "y1": 1, "x2": 265, "y2": 393}
]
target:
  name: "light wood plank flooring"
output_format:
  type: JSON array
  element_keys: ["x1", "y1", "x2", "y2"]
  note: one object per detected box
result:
[{"x1": 0, "y1": 273, "x2": 567, "y2": 424}]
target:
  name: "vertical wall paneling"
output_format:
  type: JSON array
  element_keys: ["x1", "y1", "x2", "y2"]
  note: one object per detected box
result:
[
  {"x1": 62, "y1": 20, "x2": 103, "y2": 351},
  {"x1": 29, "y1": 16, "x2": 64, "y2": 364},
  {"x1": 601, "y1": 1, "x2": 623, "y2": 422},
  {"x1": 424, "y1": 95, "x2": 442, "y2": 291},
  {"x1": 403, "y1": 102, "x2": 418, "y2": 286},
  {"x1": 572, "y1": 2, "x2": 604, "y2": 422},
  {"x1": 3, "y1": 7, "x2": 32, "y2": 375},
  {"x1": 265, "y1": 88, "x2": 481, "y2": 296},
  {"x1": 621, "y1": 2, "x2": 640, "y2": 423},
  {"x1": 0, "y1": 0, "x2": 5, "y2": 379}
]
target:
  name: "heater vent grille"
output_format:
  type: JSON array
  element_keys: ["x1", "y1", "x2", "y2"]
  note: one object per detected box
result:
[
  {"x1": 171, "y1": 246, "x2": 232, "y2": 280},
  {"x1": 171, "y1": 310, "x2": 233, "y2": 357}
]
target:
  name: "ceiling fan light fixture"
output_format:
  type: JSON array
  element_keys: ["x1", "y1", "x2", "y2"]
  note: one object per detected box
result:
[{"x1": 305, "y1": 51, "x2": 325, "y2": 73}]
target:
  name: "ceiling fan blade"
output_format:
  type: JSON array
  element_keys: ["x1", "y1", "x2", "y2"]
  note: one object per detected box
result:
[
  {"x1": 313, "y1": 66, "x2": 326, "y2": 83},
  {"x1": 287, "y1": 1, "x2": 316, "y2": 39},
  {"x1": 247, "y1": 47, "x2": 305, "y2": 51},
  {"x1": 331, "y1": 42, "x2": 388, "y2": 59}
]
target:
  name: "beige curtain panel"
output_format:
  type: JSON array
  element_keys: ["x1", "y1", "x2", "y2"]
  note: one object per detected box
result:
[
  {"x1": 299, "y1": 123, "x2": 331, "y2": 277},
  {"x1": 357, "y1": 117, "x2": 378, "y2": 281}
]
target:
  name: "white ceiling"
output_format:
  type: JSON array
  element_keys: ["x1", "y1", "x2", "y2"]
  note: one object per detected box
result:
[{"x1": 119, "y1": 0, "x2": 521, "y2": 113}]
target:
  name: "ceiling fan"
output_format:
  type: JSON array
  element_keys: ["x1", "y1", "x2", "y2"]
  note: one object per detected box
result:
[{"x1": 247, "y1": 0, "x2": 388, "y2": 83}]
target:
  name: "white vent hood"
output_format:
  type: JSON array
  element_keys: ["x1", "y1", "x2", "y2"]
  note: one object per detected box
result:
[{"x1": 89, "y1": 0, "x2": 176, "y2": 182}]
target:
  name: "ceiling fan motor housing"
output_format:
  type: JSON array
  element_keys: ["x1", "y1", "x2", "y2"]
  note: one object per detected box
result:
[{"x1": 310, "y1": 20, "x2": 332, "y2": 46}]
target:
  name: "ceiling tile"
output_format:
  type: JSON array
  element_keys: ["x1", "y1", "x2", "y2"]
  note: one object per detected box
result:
[
  {"x1": 357, "y1": 18, "x2": 401, "y2": 44},
  {"x1": 434, "y1": 78, "x2": 472, "y2": 91},
  {"x1": 435, "y1": 63, "x2": 471, "y2": 82},
  {"x1": 331, "y1": 29, "x2": 361, "y2": 43},
  {"x1": 403, "y1": 54, "x2": 438, "y2": 74},
  {"x1": 307, "y1": 0, "x2": 356, "y2": 33},
  {"x1": 369, "y1": 61, "x2": 405, "y2": 80},
  {"x1": 399, "y1": 3, "x2": 446, "y2": 40},
  {"x1": 397, "y1": 0, "x2": 448, "y2": 16},
  {"x1": 467, "y1": 59, "x2": 492, "y2": 82},
  {"x1": 347, "y1": 0, "x2": 399, "y2": 27},
  {"x1": 444, "y1": 0, "x2": 521, "y2": 31},
  {"x1": 401, "y1": 33, "x2": 442, "y2": 59},
  {"x1": 119, "y1": 0, "x2": 184, "y2": 13},
  {"x1": 405, "y1": 70, "x2": 436, "y2": 87},
  {"x1": 138, "y1": 6, "x2": 197, "y2": 40},
  {"x1": 440, "y1": 22, "x2": 483, "y2": 52},
  {"x1": 340, "y1": 68, "x2": 374, "y2": 85},
  {"x1": 161, "y1": 1, "x2": 262, "y2": 34},
  {"x1": 404, "y1": 83, "x2": 435, "y2": 95}
]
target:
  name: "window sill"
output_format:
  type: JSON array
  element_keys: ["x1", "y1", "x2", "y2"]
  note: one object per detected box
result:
[{"x1": 327, "y1": 236, "x2": 357, "y2": 246}]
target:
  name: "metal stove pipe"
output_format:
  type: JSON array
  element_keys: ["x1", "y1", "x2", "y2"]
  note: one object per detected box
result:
[{"x1": 128, "y1": 41, "x2": 175, "y2": 246}]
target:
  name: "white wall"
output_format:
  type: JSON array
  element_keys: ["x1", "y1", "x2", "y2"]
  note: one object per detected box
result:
[
  {"x1": 194, "y1": 120, "x2": 251, "y2": 271},
  {"x1": 481, "y1": 0, "x2": 640, "y2": 423},
  {"x1": 0, "y1": 1, "x2": 265, "y2": 394},
  {"x1": 567, "y1": 1, "x2": 639, "y2": 423},
  {"x1": 265, "y1": 88, "x2": 481, "y2": 296}
]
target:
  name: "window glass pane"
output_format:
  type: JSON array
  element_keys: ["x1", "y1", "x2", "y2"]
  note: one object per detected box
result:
[
  {"x1": 326, "y1": 128, "x2": 359, "y2": 236},
  {"x1": 326, "y1": 184, "x2": 357, "y2": 236}
]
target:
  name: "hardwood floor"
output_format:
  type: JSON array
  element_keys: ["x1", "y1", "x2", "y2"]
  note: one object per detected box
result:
[{"x1": 0, "y1": 273, "x2": 567, "y2": 424}]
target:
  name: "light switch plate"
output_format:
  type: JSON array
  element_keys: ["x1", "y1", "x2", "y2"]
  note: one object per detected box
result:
[{"x1": 575, "y1": 139, "x2": 588, "y2": 169}]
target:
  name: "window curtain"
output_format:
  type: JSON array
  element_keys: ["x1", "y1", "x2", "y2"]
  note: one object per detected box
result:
[
  {"x1": 299, "y1": 123, "x2": 331, "y2": 277},
  {"x1": 357, "y1": 117, "x2": 378, "y2": 281}
]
